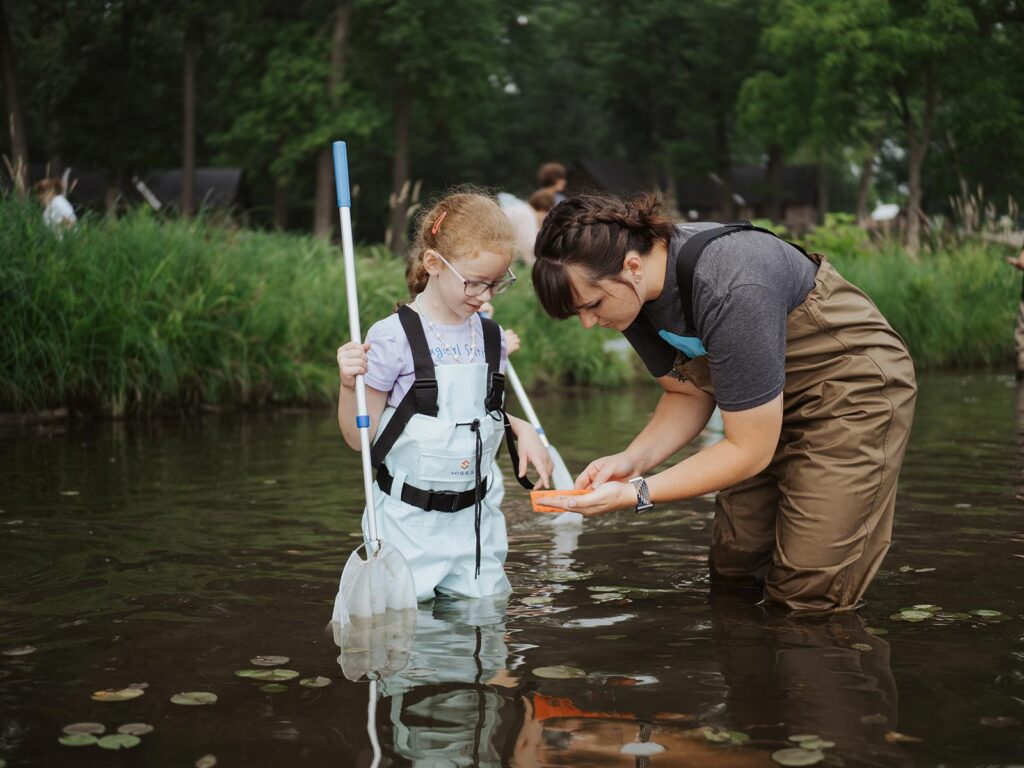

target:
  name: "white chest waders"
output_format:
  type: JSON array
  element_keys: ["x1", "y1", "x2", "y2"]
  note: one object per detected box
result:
[{"x1": 365, "y1": 307, "x2": 532, "y2": 602}]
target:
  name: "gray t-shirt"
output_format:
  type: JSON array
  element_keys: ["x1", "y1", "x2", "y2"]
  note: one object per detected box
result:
[{"x1": 623, "y1": 224, "x2": 818, "y2": 411}]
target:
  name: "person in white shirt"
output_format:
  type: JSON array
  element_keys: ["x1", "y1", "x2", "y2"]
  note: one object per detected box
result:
[{"x1": 34, "y1": 178, "x2": 77, "y2": 233}]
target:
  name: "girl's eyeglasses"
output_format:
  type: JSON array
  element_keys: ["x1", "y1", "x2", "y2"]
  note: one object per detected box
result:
[{"x1": 434, "y1": 251, "x2": 517, "y2": 297}]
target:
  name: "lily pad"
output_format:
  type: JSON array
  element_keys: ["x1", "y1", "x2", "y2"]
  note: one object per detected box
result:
[
  {"x1": 196, "y1": 756, "x2": 217, "y2": 768},
  {"x1": 970, "y1": 609, "x2": 1002, "y2": 618},
  {"x1": 170, "y1": 691, "x2": 217, "y2": 706},
  {"x1": 521, "y1": 597, "x2": 552, "y2": 606},
  {"x1": 260, "y1": 684, "x2": 287, "y2": 693},
  {"x1": 850, "y1": 643, "x2": 873, "y2": 652},
  {"x1": 533, "y1": 665, "x2": 586, "y2": 679},
  {"x1": 92, "y1": 687, "x2": 145, "y2": 702},
  {"x1": 63, "y1": 722, "x2": 105, "y2": 735},
  {"x1": 234, "y1": 668, "x2": 299, "y2": 681},
  {"x1": 591, "y1": 592, "x2": 626, "y2": 603},
  {"x1": 860, "y1": 713, "x2": 888, "y2": 725},
  {"x1": 117, "y1": 723, "x2": 154, "y2": 736},
  {"x1": 865, "y1": 627, "x2": 888, "y2": 636},
  {"x1": 702, "y1": 727, "x2": 749, "y2": 745},
  {"x1": 911, "y1": 604, "x2": 940, "y2": 611},
  {"x1": 787, "y1": 734, "x2": 818, "y2": 743},
  {"x1": 898, "y1": 610, "x2": 933, "y2": 620},
  {"x1": 299, "y1": 676, "x2": 332, "y2": 688},
  {"x1": 250, "y1": 655, "x2": 289, "y2": 667},
  {"x1": 98, "y1": 734, "x2": 141, "y2": 750},
  {"x1": 2, "y1": 645, "x2": 36, "y2": 657},
  {"x1": 59, "y1": 734, "x2": 98, "y2": 747},
  {"x1": 772, "y1": 747, "x2": 824, "y2": 766}
]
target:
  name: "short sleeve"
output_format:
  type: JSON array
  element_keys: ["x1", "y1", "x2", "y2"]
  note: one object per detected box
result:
[
  {"x1": 498, "y1": 322, "x2": 508, "y2": 374},
  {"x1": 363, "y1": 319, "x2": 408, "y2": 395},
  {"x1": 698, "y1": 283, "x2": 788, "y2": 411}
]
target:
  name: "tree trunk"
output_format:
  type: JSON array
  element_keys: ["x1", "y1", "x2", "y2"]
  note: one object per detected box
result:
[
  {"x1": 181, "y1": 25, "x2": 196, "y2": 220},
  {"x1": 765, "y1": 143, "x2": 783, "y2": 223},
  {"x1": 714, "y1": 111, "x2": 735, "y2": 221},
  {"x1": 313, "y1": 1, "x2": 352, "y2": 239},
  {"x1": 273, "y1": 176, "x2": 289, "y2": 230},
  {"x1": 816, "y1": 153, "x2": 829, "y2": 225},
  {"x1": 0, "y1": 0, "x2": 28, "y2": 193},
  {"x1": 902, "y1": 70, "x2": 937, "y2": 258},
  {"x1": 855, "y1": 132, "x2": 883, "y2": 227},
  {"x1": 389, "y1": 86, "x2": 411, "y2": 255}
]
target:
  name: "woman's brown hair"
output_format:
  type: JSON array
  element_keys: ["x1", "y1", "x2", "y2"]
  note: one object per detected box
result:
[
  {"x1": 532, "y1": 192, "x2": 676, "y2": 319},
  {"x1": 405, "y1": 191, "x2": 516, "y2": 297}
]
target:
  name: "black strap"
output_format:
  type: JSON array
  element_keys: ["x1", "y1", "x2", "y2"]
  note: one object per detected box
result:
[
  {"x1": 676, "y1": 222, "x2": 806, "y2": 334},
  {"x1": 480, "y1": 316, "x2": 506, "y2": 413},
  {"x1": 377, "y1": 464, "x2": 488, "y2": 513},
  {"x1": 369, "y1": 306, "x2": 438, "y2": 469}
]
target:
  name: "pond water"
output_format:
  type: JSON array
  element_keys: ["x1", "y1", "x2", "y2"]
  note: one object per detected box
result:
[{"x1": 1, "y1": 372, "x2": 1022, "y2": 767}]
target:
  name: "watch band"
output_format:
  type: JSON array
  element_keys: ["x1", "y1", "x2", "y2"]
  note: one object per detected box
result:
[{"x1": 629, "y1": 476, "x2": 654, "y2": 513}]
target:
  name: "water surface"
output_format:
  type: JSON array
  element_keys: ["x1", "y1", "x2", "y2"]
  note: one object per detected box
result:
[{"x1": 1, "y1": 373, "x2": 1022, "y2": 766}]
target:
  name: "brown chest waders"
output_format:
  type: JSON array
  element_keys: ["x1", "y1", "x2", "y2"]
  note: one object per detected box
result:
[{"x1": 674, "y1": 226, "x2": 917, "y2": 612}]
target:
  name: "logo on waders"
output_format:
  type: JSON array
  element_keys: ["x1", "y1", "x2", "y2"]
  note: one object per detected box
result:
[{"x1": 460, "y1": 459, "x2": 471, "y2": 470}]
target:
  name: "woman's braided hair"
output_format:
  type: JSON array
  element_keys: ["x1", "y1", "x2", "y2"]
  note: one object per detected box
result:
[{"x1": 532, "y1": 192, "x2": 676, "y2": 319}]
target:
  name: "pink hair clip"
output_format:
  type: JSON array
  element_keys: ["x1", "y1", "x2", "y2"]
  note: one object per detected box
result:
[{"x1": 431, "y1": 210, "x2": 447, "y2": 235}]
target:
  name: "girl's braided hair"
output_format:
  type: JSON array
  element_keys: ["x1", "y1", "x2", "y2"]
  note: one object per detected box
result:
[{"x1": 532, "y1": 192, "x2": 676, "y2": 319}]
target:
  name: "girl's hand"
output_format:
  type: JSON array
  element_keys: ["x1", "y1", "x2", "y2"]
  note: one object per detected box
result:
[
  {"x1": 504, "y1": 329, "x2": 521, "y2": 355},
  {"x1": 1008, "y1": 249, "x2": 1024, "y2": 271},
  {"x1": 514, "y1": 424, "x2": 553, "y2": 489},
  {"x1": 538, "y1": 481, "x2": 635, "y2": 517},
  {"x1": 574, "y1": 451, "x2": 639, "y2": 490},
  {"x1": 337, "y1": 342, "x2": 370, "y2": 389}
]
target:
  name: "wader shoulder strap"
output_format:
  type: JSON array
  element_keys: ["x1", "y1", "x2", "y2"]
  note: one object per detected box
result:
[
  {"x1": 369, "y1": 306, "x2": 439, "y2": 469},
  {"x1": 675, "y1": 222, "x2": 805, "y2": 333},
  {"x1": 479, "y1": 315, "x2": 533, "y2": 490}
]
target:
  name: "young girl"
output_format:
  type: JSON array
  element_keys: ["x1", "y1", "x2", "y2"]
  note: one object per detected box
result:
[{"x1": 337, "y1": 192, "x2": 552, "y2": 602}]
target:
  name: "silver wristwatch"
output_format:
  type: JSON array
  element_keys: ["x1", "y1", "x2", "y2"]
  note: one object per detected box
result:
[{"x1": 629, "y1": 476, "x2": 654, "y2": 514}]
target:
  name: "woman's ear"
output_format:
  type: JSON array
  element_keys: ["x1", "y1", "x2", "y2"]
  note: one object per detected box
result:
[
  {"x1": 422, "y1": 249, "x2": 443, "y2": 277},
  {"x1": 622, "y1": 250, "x2": 644, "y2": 282}
]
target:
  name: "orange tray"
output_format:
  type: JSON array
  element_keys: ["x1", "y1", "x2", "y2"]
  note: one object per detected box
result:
[{"x1": 530, "y1": 489, "x2": 591, "y2": 513}]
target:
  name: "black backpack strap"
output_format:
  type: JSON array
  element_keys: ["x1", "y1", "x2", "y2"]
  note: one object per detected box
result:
[
  {"x1": 676, "y1": 221, "x2": 803, "y2": 333},
  {"x1": 369, "y1": 306, "x2": 439, "y2": 469},
  {"x1": 479, "y1": 315, "x2": 533, "y2": 490},
  {"x1": 480, "y1": 315, "x2": 505, "y2": 413}
]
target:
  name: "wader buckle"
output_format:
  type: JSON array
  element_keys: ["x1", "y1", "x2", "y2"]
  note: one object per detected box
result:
[
  {"x1": 413, "y1": 378, "x2": 439, "y2": 416},
  {"x1": 426, "y1": 489, "x2": 462, "y2": 513}
]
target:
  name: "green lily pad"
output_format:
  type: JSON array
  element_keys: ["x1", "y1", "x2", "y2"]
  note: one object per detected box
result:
[
  {"x1": 591, "y1": 592, "x2": 625, "y2": 603},
  {"x1": 533, "y1": 665, "x2": 586, "y2": 679},
  {"x1": 521, "y1": 597, "x2": 552, "y2": 606},
  {"x1": 98, "y1": 734, "x2": 141, "y2": 750},
  {"x1": 59, "y1": 734, "x2": 98, "y2": 747},
  {"x1": 260, "y1": 684, "x2": 287, "y2": 693},
  {"x1": 911, "y1": 604, "x2": 940, "y2": 611},
  {"x1": 299, "y1": 676, "x2": 332, "y2": 688},
  {"x1": 117, "y1": 723, "x2": 154, "y2": 736},
  {"x1": 196, "y1": 755, "x2": 217, "y2": 768},
  {"x1": 898, "y1": 610, "x2": 933, "y2": 620},
  {"x1": 170, "y1": 691, "x2": 217, "y2": 706},
  {"x1": 850, "y1": 643, "x2": 873, "y2": 652},
  {"x1": 860, "y1": 713, "x2": 888, "y2": 724},
  {"x1": 63, "y1": 722, "x2": 105, "y2": 735},
  {"x1": 250, "y1": 655, "x2": 289, "y2": 667},
  {"x1": 92, "y1": 687, "x2": 145, "y2": 702},
  {"x1": 865, "y1": 627, "x2": 888, "y2": 635},
  {"x1": 772, "y1": 747, "x2": 824, "y2": 766},
  {"x1": 702, "y1": 727, "x2": 749, "y2": 745},
  {"x1": 2, "y1": 645, "x2": 36, "y2": 656},
  {"x1": 234, "y1": 668, "x2": 299, "y2": 681},
  {"x1": 787, "y1": 734, "x2": 818, "y2": 743},
  {"x1": 970, "y1": 609, "x2": 1002, "y2": 618}
]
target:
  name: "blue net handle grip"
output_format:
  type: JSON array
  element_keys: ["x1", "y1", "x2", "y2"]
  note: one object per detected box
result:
[
  {"x1": 332, "y1": 141, "x2": 351, "y2": 208},
  {"x1": 355, "y1": 415, "x2": 370, "y2": 429}
]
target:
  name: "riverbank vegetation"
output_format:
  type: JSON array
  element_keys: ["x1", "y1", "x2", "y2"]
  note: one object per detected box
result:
[{"x1": 1, "y1": 201, "x2": 1019, "y2": 416}]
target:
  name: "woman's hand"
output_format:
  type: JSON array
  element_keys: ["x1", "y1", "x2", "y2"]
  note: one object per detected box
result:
[
  {"x1": 337, "y1": 341, "x2": 370, "y2": 389},
  {"x1": 510, "y1": 419, "x2": 553, "y2": 489},
  {"x1": 1009, "y1": 248, "x2": 1024, "y2": 272},
  {"x1": 537, "y1": 481, "x2": 635, "y2": 517},
  {"x1": 574, "y1": 451, "x2": 639, "y2": 490}
]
